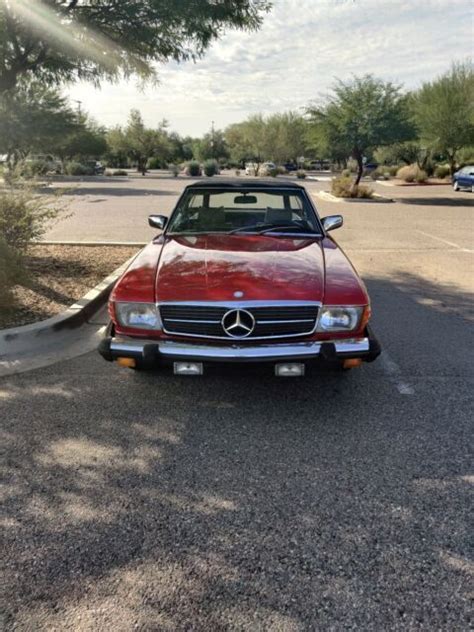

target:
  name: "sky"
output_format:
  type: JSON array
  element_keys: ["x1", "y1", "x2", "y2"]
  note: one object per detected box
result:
[{"x1": 65, "y1": 0, "x2": 474, "y2": 137}]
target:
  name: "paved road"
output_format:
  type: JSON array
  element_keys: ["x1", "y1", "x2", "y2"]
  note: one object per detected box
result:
[{"x1": 2, "y1": 176, "x2": 473, "y2": 629}]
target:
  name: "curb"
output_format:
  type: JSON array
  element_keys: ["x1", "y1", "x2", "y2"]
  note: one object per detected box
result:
[
  {"x1": 0, "y1": 253, "x2": 137, "y2": 356},
  {"x1": 317, "y1": 191, "x2": 393, "y2": 204}
]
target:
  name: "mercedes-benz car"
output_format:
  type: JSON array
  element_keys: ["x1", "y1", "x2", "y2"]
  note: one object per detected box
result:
[{"x1": 98, "y1": 180, "x2": 381, "y2": 376}]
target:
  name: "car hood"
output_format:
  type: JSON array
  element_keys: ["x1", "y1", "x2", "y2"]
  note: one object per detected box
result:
[{"x1": 155, "y1": 234, "x2": 325, "y2": 303}]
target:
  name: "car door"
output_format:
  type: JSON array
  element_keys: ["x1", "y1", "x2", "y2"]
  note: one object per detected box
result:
[{"x1": 459, "y1": 168, "x2": 472, "y2": 187}]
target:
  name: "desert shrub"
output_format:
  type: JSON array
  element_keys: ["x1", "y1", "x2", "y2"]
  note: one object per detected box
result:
[
  {"x1": 0, "y1": 237, "x2": 28, "y2": 311},
  {"x1": 434, "y1": 164, "x2": 450, "y2": 179},
  {"x1": 235, "y1": 169, "x2": 240, "y2": 176},
  {"x1": 331, "y1": 175, "x2": 374, "y2": 199},
  {"x1": 0, "y1": 185, "x2": 66, "y2": 252},
  {"x1": 25, "y1": 160, "x2": 50, "y2": 177},
  {"x1": 65, "y1": 161, "x2": 93, "y2": 176},
  {"x1": 277, "y1": 166, "x2": 286, "y2": 175},
  {"x1": 341, "y1": 169, "x2": 351, "y2": 177},
  {"x1": 268, "y1": 167, "x2": 279, "y2": 177},
  {"x1": 186, "y1": 161, "x2": 202, "y2": 176},
  {"x1": 113, "y1": 169, "x2": 128, "y2": 176},
  {"x1": 296, "y1": 170, "x2": 307, "y2": 179},
  {"x1": 370, "y1": 167, "x2": 391, "y2": 181},
  {"x1": 203, "y1": 160, "x2": 218, "y2": 177},
  {"x1": 396, "y1": 164, "x2": 427, "y2": 183},
  {"x1": 168, "y1": 164, "x2": 179, "y2": 177}
]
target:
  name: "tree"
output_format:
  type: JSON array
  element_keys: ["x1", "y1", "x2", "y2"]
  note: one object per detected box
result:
[
  {"x1": 307, "y1": 75, "x2": 415, "y2": 187},
  {"x1": 192, "y1": 129, "x2": 229, "y2": 162},
  {"x1": 412, "y1": 61, "x2": 474, "y2": 174},
  {"x1": 374, "y1": 141, "x2": 431, "y2": 170},
  {"x1": 55, "y1": 116, "x2": 107, "y2": 163},
  {"x1": 0, "y1": 80, "x2": 78, "y2": 164},
  {"x1": 106, "y1": 109, "x2": 170, "y2": 174},
  {"x1": 264, "y1": 111, "x2": 308, "y2": 164},
  {"x1": 225, "y1": 115, "x2": 267, "y2": 174},
  {"x1": 0, "y1": 0, "x2": 271, "y2": 93}
]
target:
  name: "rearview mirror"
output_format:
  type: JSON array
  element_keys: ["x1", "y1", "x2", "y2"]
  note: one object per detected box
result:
[
  {"x1": 148, "y1": 214, "x2": 168, "y2": 230},
  {"x1": 322, "y1": 215, "x2": 343, "y2": 232},
  {"x1": 234, "y1": 195, "x2": 257, "y2": 204}
]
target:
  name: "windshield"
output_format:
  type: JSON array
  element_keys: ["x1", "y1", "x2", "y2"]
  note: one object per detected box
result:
[{"x1": 166, "y1": 188, "x2": 320, "y2": 236}]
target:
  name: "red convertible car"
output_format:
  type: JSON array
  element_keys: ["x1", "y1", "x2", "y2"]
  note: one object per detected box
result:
[{"x1": 99, "y1": 180, "x2": 381, "y2": 376}]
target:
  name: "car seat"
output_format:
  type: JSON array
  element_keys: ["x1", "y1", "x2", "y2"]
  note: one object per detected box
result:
[{"x1": 265, "y1": 208, "x2": 293, "y2": 224}]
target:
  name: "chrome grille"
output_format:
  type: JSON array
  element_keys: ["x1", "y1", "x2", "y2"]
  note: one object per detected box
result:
[{"x1": 160, "y1": 303, "x2": 319, "y2": 340}]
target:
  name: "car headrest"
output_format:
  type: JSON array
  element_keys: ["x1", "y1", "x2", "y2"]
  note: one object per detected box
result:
[{"x1": 265, "y1": 207, "x2": 292, "y2": 224}]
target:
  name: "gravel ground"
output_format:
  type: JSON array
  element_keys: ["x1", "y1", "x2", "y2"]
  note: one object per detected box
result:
[{"x1": 0, "y1": 245, "x2": 138, "y2": 329}]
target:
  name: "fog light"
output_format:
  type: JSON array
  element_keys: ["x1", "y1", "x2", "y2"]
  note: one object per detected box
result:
[
  {"x1": 275, "y1": 363, "x2": 305, "y2": 377},
  {"x1": 117, "y1": 357, "x2": 136, "y2": 368},
  {"x1": 173, "y1": 362, "x2": 203, "y2": 375}
]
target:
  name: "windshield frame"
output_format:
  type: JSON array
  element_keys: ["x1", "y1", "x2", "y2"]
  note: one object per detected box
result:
[{"x1": 164, "y1": 185, "x2": 324, "y2": 238}]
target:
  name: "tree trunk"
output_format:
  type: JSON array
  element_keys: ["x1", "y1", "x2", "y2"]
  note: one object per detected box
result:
[
  {"x1": 447, "y1": 151, "x2": 456, "y2": 176},
  {"x1": 351, "y1": 148, "x2": 363, "y2": 194}
]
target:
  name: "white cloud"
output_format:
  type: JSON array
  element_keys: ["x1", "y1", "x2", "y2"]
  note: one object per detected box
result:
[{"x1": 65, "y1": 0, "x2": 473, "y2": 135}]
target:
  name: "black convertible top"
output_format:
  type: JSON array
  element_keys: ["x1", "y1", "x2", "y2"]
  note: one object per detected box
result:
[{"x1": 185, "y1": 178, "x2": 305, "y2": 190}]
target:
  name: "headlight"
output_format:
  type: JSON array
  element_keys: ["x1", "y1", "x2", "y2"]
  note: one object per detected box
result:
[
  {"x1": 115, "y1": 302, "x2": 162, "y2": 330},
  {"x1": 317, "y1": 306, "x2": 363, "y2": 332}
]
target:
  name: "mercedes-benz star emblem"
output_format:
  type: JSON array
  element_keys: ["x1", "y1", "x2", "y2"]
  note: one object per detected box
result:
[{"x1": 222, "y1": 309, "x2": 255, "y2": 338}]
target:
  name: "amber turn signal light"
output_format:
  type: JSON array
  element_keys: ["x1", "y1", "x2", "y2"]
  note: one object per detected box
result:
[
  {"x1": 116, "y1": 357, "x2": 136, "y2": 368},
  {"x1": 343, "y1": 358, "x2": 363, "y2": 369}
]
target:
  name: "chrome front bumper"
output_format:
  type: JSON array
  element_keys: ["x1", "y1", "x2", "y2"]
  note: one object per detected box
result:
[{"x1": 99, "y1": 327, "x2": 381, "y2": 365}]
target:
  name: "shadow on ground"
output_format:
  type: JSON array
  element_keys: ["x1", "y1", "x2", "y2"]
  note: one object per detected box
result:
[
  {"x1": 396, "y1": 195, "x2": 473, "y2": 207},
  {"x1": 41, "y1": 187, "x2": 177, "y2": 198},
  {"x1": 1, "y1": 272, "x2": 472, "y2": 630}
]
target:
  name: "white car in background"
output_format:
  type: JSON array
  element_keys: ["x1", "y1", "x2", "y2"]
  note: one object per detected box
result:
[{"x1": 245, "y1": 162, "x2": 276, "y2": 176}]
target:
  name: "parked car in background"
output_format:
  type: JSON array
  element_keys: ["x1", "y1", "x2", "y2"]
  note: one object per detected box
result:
[
  {"x1": 260, "y1": 162, "x2": 276, "y2": 176},
  {"x1": 99, "y1": 179, "x2": 381, "y2": 376},
  {"x1": 85, "y1": 160, "x2": 105, "y2": 175},
  {"x1": 245, "y1": 162, "x2": 259, "y2": 175},
  {"x1": 283, "y1": 162, "x2": 297, "y2": 172},
  {"x1": 453, "y1": 165, "x2": 474, "y2": 192},
  {"x1": 308, "y1": 160, "x2": 331, "y2": 171}
]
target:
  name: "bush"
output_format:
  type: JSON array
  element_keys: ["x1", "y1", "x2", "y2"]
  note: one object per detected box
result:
[
  {"x1": 203, "y1": 160, "x2": 218, "y2": 177},
  {"x1": 434, "y1": 164, "x2": 450, "y2": 179},
  {"x1": 396, "y1": 164, "x2": 428, "y2": 183},
  {"x1": 331, "y1": 175, "x2": 374, "y2": 199},
  {"x1": 0, "y1": 237, "x2": 28, "y2": 311},
  {"x1": 65, "y1": 161, "x2": 93, "y2": 176},
  {"x1": 147, "y1": 157, "x2": 163, "y2": 170},
  {"x1": 296, "y1": 170, "x2": 307, "y2": 179},
  {"x1": 186, "y1": 161, "x2": 202, "y2": 176},
  {"x1": 25, "y1": 160, "x2": 51, "y2": 177},
  {"x1": 235, "y1": 169, "x2": 241, "y2": 176},
  {"x1": 341, "y1": 169, "x2": 351, "y2": 177},
  {"x1": 0, "y1": 185, "x2": 66, "y2": 252},
  {"x1": 267, "y1": 167, "x2": 279, "y2": 177}
]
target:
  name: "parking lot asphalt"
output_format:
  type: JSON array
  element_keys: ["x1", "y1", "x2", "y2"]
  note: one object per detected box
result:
[{"x1": 2, "y1": 174, "x2": 473, "y2": 630}]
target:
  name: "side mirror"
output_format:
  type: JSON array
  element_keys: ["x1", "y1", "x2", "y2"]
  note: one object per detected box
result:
[
  {"x1": 148, "y1": 214, "x2": 168, "y2": 230},
  {"x1": 322, "y1": 215, "x2": 343, "y2": 232}
]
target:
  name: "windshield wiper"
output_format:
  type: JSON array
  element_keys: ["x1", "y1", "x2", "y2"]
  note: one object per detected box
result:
[
  {"x1": 258, "y1": 225, "x2": 317, "y2": 235},
  {"x1": 228, "y1": 223, "x2": 275, "y2": 234}
]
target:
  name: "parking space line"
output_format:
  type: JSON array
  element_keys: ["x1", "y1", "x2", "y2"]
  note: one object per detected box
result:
[
  {"x1": 380, "y1": 352, "x2": 415, "y2": 395},
  {"x1": 415, "y1": 230, "x2": 473, "y2": 253}
]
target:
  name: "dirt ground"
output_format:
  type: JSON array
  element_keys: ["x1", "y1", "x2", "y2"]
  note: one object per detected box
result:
[{"x1": 0, "y1": 244, "x2": 138, "y2": 329}]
